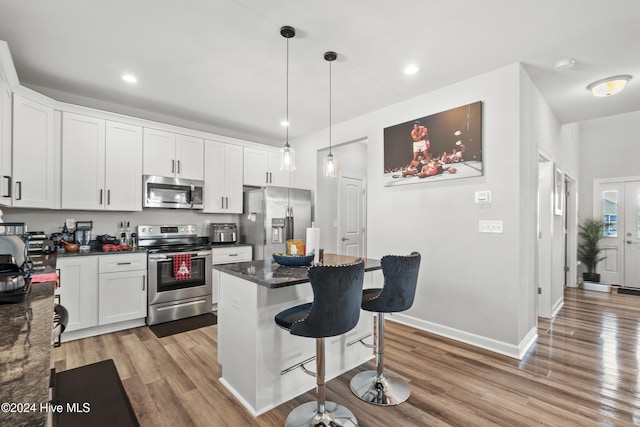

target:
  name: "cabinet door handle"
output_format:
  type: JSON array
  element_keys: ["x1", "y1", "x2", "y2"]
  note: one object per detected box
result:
[
  {"x1": 172, "y1": 160, "x2": 175, "y2": 173},
  {"x1": 269, "y1": 172, "x2": 273, "y2": 183},
  {"x1": 265, "y1": 172, "x2": 269, "y2": 184},
  {"x1": 16, "y1": 181, "x2": 22, "y2": 200},
  {"x1": 142, "y1": 275, "x2": 146, "y2": 291},
  {"x1": 117, "y1": 262, "x2": 132, "y2": 265},
  {"x1": 99, "y1": 189, "x2": 103, "y2": 204},
  {"x1": 221, "y1": 196, "x2": 225, "y2": 209},
  {"x1": 2, "y1": 175, "x2": 11, "y2": 198},
  {"x1": 225, "y1": 196, "x2": 229, "y2": 209},
  {"x1": 107, "y1": 189, "x2": 111, "y2": 205},
  {"x1": 177, "y1": 160, "x2": 181, "y2": 174}
]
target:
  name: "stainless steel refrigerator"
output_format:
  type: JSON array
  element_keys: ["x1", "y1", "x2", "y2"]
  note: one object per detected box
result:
[{"x1": 240, "y1": 186, "x2": 313, "y2": 260}]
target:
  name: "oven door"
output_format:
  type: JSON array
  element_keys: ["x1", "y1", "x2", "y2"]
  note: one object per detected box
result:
[{"x1": 148, "y1": 251, "x2": 212, "y2": 305}]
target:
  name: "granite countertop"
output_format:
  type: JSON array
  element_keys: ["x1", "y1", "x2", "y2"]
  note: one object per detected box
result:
[
  {"x1": 214, "y1": 253, "x2": 381, "y2": 289},
  {"x1": 0, "y1": 281, "x2": 55, "y2": 427},
  {"x1": 56, "y1": 248, "x2": 148, "y2": 258}
]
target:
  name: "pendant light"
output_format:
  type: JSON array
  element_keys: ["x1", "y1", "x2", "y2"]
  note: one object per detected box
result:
[
  {"x1": 323, "y1": 51, "x2": 337, "y2": 178},
  {"x1": 279, "y1": 26, "x2": 295, "y2": 171}
]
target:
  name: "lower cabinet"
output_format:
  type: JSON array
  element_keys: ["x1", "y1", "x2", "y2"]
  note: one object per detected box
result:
[
  {"x1": 56, "y1": 252, "x2": 147, "y2": 340},
  {"x1": 56, "y1": 256, "x2": 99, "y2": 332},
  {"x1": 211, "y1": 245, "x2": 252, "y2": 308},
  {"x1": 98, "y1": 254, "x2": 147, "y2": 325}
]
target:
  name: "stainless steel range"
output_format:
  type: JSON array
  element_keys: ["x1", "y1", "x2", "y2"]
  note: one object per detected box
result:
[{"x1": 137, "y1": 224, "x2": 212, "y2": 325}]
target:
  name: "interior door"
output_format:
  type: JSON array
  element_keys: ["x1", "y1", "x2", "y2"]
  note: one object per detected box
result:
[
  {"x1": 624, "y1": 181, "x2": 640, "y2": 287},
  {"x1": 339, "y1": 174, "x2": 366, "y2": 257}
]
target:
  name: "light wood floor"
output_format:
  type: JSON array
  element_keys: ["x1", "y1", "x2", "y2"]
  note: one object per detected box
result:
[{"x1": 51, "y1": 287, "x2": 640, "y2": 426}]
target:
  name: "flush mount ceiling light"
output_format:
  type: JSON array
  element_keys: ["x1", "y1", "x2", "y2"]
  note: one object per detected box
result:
[
  {"x1": 279, "y1": 25, "x2": 295, "y2": 172},
  {"x1": 587, "y1": 75, "x2": 632, "y2": 97},
  {"x1": 323, "y1": 51, "x2": 337, "y2": 178},
  {"x1": 121, "y1": 74, "x2": 137, "y2": 83}
]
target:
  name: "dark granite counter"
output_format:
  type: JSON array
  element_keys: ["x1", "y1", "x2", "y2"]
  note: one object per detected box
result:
[
  {"x1": 55, "y1": 248, "x2": 148, "y2": 258},
  {"x1": 0, "y1": 281, "x2": 55, "y2": 427},
  {"x1": 213, "y1": 253, "x2": 381, "y2": 288}
]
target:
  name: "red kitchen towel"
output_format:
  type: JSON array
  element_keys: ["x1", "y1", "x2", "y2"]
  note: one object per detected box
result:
[
  {"x1": 31, "y1": 272, "x2": 60, "y2": 288},
  {"x1": 173, "y1": 253, "x2": 192, "y2": 280}
]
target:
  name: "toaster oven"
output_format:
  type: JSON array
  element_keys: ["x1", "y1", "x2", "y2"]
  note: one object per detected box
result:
[{"x1": 210, "y1": 223, "x2": 238, "y2": 243}]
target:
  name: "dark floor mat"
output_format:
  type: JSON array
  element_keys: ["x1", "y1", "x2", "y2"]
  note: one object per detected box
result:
[
  {"x1": 54, "y1": 359, "x2": 139, "y2": 427},
  {"x1": 149, "y1": 313, "x2": 217, "y2": 338},
  {"x1": 618, "y1": 287, "x2": 640, "y2": 296}
]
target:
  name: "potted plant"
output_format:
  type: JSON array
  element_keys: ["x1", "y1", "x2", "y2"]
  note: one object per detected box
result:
[{"x1": 577, "y1": 218, "x2": 606, "y2": 283}]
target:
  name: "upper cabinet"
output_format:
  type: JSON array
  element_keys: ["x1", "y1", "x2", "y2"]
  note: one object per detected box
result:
[
  {"x1": 204, "y1": 140, "x2": 243, "y2": 213},
  {"x1": 0, "y1": 72, "x2": 11, "y2": 206},
  {"x1": 243, "y1": 146, "x2": 290, "y2": 187},
  {"x1": 12, "y1": 92, "x2": 55, "y2": 208},
  {"x1": 61, "y1": 112, "x2": 142, "y2": 211},
  {"x1": 143, "y1": 128, "x2": 204, "y2": 180}
]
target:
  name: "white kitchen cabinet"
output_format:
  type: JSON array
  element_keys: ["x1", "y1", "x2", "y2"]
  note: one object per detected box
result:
[
  {"x1": 0, "y1": 78, "x2": 11, "y2": 206},
  {"x1": 98, "y1": 253, "x2": 147, "y2": 325},
  {"x1": 243, "y1": 146, "x2": 290, "y2": 187},
  {"x1": 143, "y1": 128, "x2": 204, "y2": 180},
  {"x1": 204, "y1": 140, "x2": 243, "y2": 213},
  {"x1": 61, "y1": 113, "x2": 143, "y2": 211},
  {"x1": 105, "y1": 121, "x2": 143, "y2": 210},
  {"x1": 56, "y1": 256, "x2": 99, "y2": 332},
  {"x1": 12, "y1": 92, "x2": 55, "y2": 208},
  {"x1": 211, "y1": 245, "x2": 252, "y2": 308}
]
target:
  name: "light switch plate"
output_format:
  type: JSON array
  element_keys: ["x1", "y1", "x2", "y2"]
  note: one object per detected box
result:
[{"x1": 479, "y1": 220, "x2": 503, "y2": 233}]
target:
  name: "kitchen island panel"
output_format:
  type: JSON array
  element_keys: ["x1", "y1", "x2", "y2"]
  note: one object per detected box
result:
[{"x1": 217, "y1": 257, "x2": 382, "y2": 415}]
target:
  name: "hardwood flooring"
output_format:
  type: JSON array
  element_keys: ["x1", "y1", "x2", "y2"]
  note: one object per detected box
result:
[{"x1": 51, "y1": 287, "x2": 640, "y2": 426}]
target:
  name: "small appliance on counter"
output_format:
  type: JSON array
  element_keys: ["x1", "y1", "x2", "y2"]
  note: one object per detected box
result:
[
  {"x1": 0, "y1": 223, "x2": 32, "y2": 303},
  {"x1": 26, "y1": 231, "x2": 55, "y2": 254},
  {"x1": 74, "y1": 221, "x2": 93, "y2": 253},
  {"x1": 210, "y1": 223, "x2": 238, "y2": 244}
]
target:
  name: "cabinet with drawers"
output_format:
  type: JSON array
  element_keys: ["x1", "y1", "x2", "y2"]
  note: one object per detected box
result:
[{"x1": 211, "y1": 245, "x2": 252, "y2": 308}]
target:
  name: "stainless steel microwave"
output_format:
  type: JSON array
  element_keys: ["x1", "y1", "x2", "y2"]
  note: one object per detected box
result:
[{"x1": 143, "y1": 175, "x2": 204, "y2": 209}]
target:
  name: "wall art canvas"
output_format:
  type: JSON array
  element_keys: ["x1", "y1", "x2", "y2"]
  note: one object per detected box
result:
[{"x1": 383, "y1": 101, "x2": 483, "y2": 187}]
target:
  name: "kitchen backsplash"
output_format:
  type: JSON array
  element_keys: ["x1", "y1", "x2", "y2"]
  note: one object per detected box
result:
[{"x1": 1, "y1": 208, "x2": 240, "y2": 237}]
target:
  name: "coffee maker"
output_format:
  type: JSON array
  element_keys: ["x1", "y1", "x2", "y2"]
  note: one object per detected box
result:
[{"x1": 75, "y1": 221, "x2": 93, "y2": 253}]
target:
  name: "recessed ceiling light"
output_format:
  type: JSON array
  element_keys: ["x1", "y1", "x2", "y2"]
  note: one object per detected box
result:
[
  {"x1": 122, "y1": 74, "x2": 138, "y2": 83},
  {"x1": 280, "y1": 120, "x2": 289, "y2": 127},
  {"x1": 587, "y1": 75, "x2": 632, "y2": 97},
  {"x1": 404, "y1": 65, "x2": 420, "y2": 75}
]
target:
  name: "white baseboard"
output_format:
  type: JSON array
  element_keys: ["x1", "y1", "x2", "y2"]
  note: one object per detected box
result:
[{"x1": 387, "y1": 313, "x2": 536, "y2": 360}]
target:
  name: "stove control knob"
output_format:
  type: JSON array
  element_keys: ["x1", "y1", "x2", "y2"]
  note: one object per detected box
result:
[{"x1": 148, "y1": 227, "x2": 153, "y2": 233}]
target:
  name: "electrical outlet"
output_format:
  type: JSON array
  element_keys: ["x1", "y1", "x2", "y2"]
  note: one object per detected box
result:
[
  {"x1": 65, "y1": 219, "x2": 75, "y2": 229},
  {"x1": 475, "y1": 190, "x2": 491, "y2": 204}
]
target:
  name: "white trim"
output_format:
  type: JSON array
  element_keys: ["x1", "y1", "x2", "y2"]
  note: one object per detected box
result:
[
  {"x1": 551, "y1": 298, "x2": 564, "y2": 318},
  {"x1": 59, "y1": 318, "x2": 145, "y2": 343},
  {"x1": 387, "y1": 313, "x2": 536, "y2": 360}
]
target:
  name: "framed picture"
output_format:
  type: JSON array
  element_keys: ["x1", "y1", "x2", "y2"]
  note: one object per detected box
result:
[
  {"x1": 554, "y1": 165, "x2": 564, "y2": 216},
  {"x1": 383, "y1": 101, "x2": 483, "y2": 187}
]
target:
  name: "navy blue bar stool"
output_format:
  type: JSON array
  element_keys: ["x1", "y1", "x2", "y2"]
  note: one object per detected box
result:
[
  {"x1": 350, "y1": 252, "x2": 421, "y2": 406},
  {"x1": 275, "y1": 259, "x2": 365, "y2": 427}
]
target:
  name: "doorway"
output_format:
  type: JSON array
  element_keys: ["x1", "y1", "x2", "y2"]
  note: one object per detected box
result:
[
  {"x1": 316, "y1": 139, "x2": 368, "y2": 256},
  {"x1": 594, "y1": 178, "x2": 640, "y2": 288},
  {"x1": 338, "y1": 173, "x2": 366, "y2": 257}
]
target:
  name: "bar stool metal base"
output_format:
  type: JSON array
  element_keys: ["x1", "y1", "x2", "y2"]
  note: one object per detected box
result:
[
  {"x1": 350, "y1": 370, "x2": 410, "y2": 406},
  {"x1": 285, "y1": 401, "x2": 358, "y2": 427}
]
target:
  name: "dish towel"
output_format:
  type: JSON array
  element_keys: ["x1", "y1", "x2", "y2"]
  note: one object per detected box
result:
[
  {"x1": 173, "y1": 253, "x2": 192, "y2": 280},
  {"x1": 31, "y1": 272, "x2": 60, "y2": 289}
]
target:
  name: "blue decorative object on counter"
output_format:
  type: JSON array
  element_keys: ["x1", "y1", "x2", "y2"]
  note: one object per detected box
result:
[{"x1": 273, "y1": 252, "x2": 315, "y2": 267}]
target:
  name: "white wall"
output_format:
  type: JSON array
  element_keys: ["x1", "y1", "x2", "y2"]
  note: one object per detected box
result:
[
  {"x1": 578, "y1": 110, "x2": 640, "y2": 219},
  {"x1": 292, "y1": 63, "x2": 550, "y2": 358}
]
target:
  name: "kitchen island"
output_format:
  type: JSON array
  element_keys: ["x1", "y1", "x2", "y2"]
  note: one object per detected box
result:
[{"x1": 214, "y1": 254, "x2": 382, "y2": 416}]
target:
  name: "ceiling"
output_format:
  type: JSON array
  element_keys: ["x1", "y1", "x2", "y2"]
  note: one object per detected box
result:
[{"x1": 1, "y1": 0, "x2": 639, "y2": 146}]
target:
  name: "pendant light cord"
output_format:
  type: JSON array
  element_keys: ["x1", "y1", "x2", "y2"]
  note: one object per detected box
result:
[
  {"x1": 285, "y1": 37, "x2": 290, "y2": 147},
  {"x1": 328, "y1": 59, "x2": 332, "y2": 156}
]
